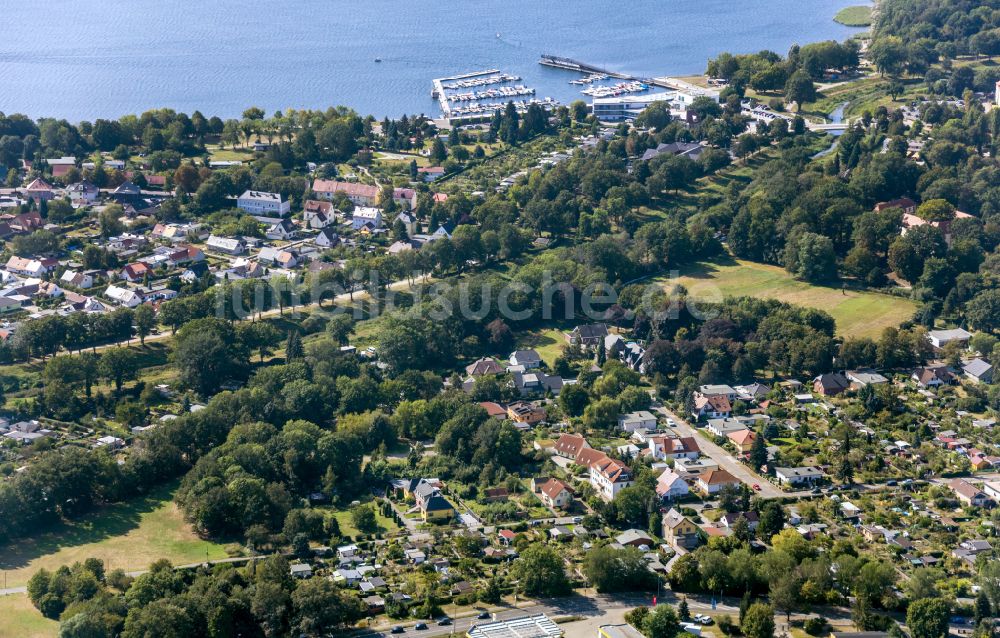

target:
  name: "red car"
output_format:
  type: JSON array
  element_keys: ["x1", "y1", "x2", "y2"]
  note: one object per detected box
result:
[{"x1": 752, "y1": 484, "x2": 761, "y2": 491}]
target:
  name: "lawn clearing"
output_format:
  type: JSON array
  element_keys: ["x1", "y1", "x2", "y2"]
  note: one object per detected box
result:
[
  {"x1": 834, "y1": 5, "x2": 873, "y2": 26},
  {"x1": 0, "y1": 594, "x2": 58, "y2": 638},
  {"x1": 330, "y1": 506, "x2": 402, "y2": 539},
  {"x1": 660, "y1": 258, "x2": 917, "y2": 339},
  {"x1": 520, "y1": 327, "x2": 568, "y2": 367},
  {"x1": 0, "y1": 481, "x2": 228, "y2": 589}
]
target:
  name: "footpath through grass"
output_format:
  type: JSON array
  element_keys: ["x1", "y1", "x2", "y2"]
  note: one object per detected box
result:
[
  {"x1": 0, "y1": 480, "x2": 228, "y2": 589},
  {"x1": 659, "y1": 257, "x2": 918, "y2": 339}
]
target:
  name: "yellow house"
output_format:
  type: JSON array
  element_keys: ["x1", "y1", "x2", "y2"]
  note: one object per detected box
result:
[
  {"x1": 727, "y1": 429, "x2": 757, "y2": 454},
  {"x1": 421, "y1": 495, "x2": 457, "y2": 523},
  {"x1": 662, "y1": 507, "x2": 700, "y2": 550}
]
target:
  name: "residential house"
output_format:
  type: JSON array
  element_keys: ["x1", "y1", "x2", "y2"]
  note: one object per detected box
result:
[
  {"x1": 266, "y1": 218, "x2": 296, "y2": 240},
  {"x1": 45, "y1": 156, "x2": 77, "y2": 178},
  {"x1": 720, "y1": 511, "x2": 759, "y2": 531},
  {"x1": 674, "y1": 457, "x2": 719, "y2": 480},
  {"x1": 395, "y1": 212, "x2": 417, "y2": 237},
  {"x1": 813, "y1": 372, "x2": 850, "y2": 396},
  {"x1": 655, "y1": 470, "x2": 690, "y2": 501},
  {"x1": 420, "y1": 494, "x2": 457, "y2": 523},
  {"x1": 121, "y1": 262, "x2": 152, "y2": 283},
  {"x1": 874, "y1": 197, "x2": 917, "y2": 215},
  {"x1": 511, "y1": 370, "x2": 563, "y2": 396},
  {"x1": 949, "y1": 478, "x2": 993, "y2": 507},
  {"x1": 509, "y1": 349, "x2": 542, "y2": 369},
  {"x1": 618, "y1": 410, "x2": 657, "y2": 432},
  {"x1": 237, "y1": 190, "x2": 291, "y2": 217},
  {"x1": 695, "y1": 468, "x2": 741, "y2": 495},
  {"x1": 66, "y1": 180, "x2": 101, "y2": 206},
  {"x1": 698, "y1": 384, "x2": 739, "y2": 401},
  {"x1": 205, "y1": 235, "x2": 246, "y2": 255},
  {"x1": 662, "y1": 507, "x2": 700, "y2": 550},
  {"x1": 110, "y1": 181, "x2": 142, "y2": 204},
  {"x1": 735, "y1": 382, "x2": 771, "y2": 402},
  {"x1": 553, "y1": 433, "x2": 590, "y2": 459},
  {"x1": 258, "y1": 247, "x2": 299, "y2": 269},
  {"x1": 507, "y1": 401, "x2": 546, "y2": 425},
  {"x1": 289, "y1": 564, "x2": 313, "y2": 579},
  {"x1": 303, "y1": 200, "x2": 334, "y2": 229},
  {"x1": 963, "y1": 358, "x2": 993, "y2": 384},
  {"x1": 927, "y1": 328, "x2": 972, "y2": 349},
  {"x1": 912, "y1": 364, "x2": 954, "y2": 387},
  {"x1": 104, "y1": 284, "x2": 142, "y2": 308},
  {"x1": 6, "y1": 256, "x2": 51, "y2": 277},
  {"x1": 566, "y1": 323, "x2": 609, "y2": 348},
  {"x1": 774, "y1": 466, "x2": 825, "y2": 486},
  {"x1": 727, "y1": 429, "x2": 757, "y2": 454},
  {"x1": 314, "y1": 227, "x2": 340, "y2": 248},
  {"x1": 22, "y1": 178, "x2": 55, "y2": 202},
  {"x1": 846, "y1": 370, "x2": 889, "y2": 388},
  {"x1": 312, "y1": 179, "x2": 379, "y2": 206},
  {"x1": 392, "y1": 188, "x2": 418, "y2": 210},
  {"x1": 615, "y1": 529, "x2": 654, "y2": 548},
  {"x1": 589, "y1": 455, "x2": 633, "y2": 501},
  {"x1": 538, "y1": 478, "x2": 573, "y2": 509},
  {"x1": 466, "y1": 357, "x2": 503, "y2": 376},
  {"x1": 649, "y1": 435, "x2": 700, "y2": 461},
  {"x1": 60, "y1": 270, "x2": 94, "y2": 289},
  {"x1": 982, "y1": 481, "x2": 1000, "y2": 501},
  {"x1": 351, "y1": 207, "x2": 383, "y2": 230},
  {"x1": 479, "y1": 401, "x2": 507, "y2": 420},
  {"x1": 706, "y1": 418, "x2": 752, "y2": 438},
  {"x1": 417, "y1": 166, "x2": 445, "y2": 182}
]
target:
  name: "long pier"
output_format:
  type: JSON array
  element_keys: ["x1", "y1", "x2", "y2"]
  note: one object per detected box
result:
[{"x1": 538, "y1": 54, "x2": 635, "y2": 80}]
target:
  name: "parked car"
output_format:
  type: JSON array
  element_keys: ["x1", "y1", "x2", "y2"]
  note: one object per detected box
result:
[
  {"x1": 437, "y1": 618, "x2": 452, "y2": 626},
  {"x1": 752, "y1": 484, "x2": 761, "y2": 492},
  {"x1": 390, "y1": 627, "x2": 405, "y2": 634},
  {"x1": 415, "y1": 623, "x2": 428, "y2": 630}
]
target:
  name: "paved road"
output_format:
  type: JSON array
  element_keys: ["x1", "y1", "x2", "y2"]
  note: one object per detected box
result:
[
  {"x1": 352, "y1": 590, "x2": 854, "y2": 638},
  {"x1": 651, "y1": 405, "x2": 786, "y2": 499},
  {"x1": 651, "y1": 404, "x2": 816, "y2": 500}
]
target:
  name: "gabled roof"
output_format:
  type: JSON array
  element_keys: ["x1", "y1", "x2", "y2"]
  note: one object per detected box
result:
[
  {"x1": 698, "y1": 468, "x2": 740, "y2": 486},
  {"x1": 554, "y1": 433, "x2": 589, "y2": 457}
]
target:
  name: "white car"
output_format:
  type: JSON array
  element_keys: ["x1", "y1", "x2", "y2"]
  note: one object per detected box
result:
[{"x1": 666, "y1": 418, "x2": 676, "y2": 427}]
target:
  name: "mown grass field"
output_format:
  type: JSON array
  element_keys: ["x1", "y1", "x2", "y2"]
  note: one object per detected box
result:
[
  {"x1": 834, "y1": 5, "x2": 873, "y2": 26},
  {"x1": 0, "y1": 481, "x2": 228, "y2": 589},
  {"x1": 0, "y1": 594, "x2": 58, "y2": 638},
  {"x1": 659, "y1": 258, "x2": 918, "y2": 338}
]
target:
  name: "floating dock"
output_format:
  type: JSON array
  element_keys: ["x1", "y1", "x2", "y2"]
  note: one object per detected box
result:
[{"x1": 431, "y1": 69, "x2": 501, "y2": 116}]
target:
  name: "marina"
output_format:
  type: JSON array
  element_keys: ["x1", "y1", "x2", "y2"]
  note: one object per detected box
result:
[
  {"x1": 448, "y1": 85, "x2": 535, "y2": 102},
  {"x1": 581, "y1": 81, "x2": 649, "y2": 98},
  {"x1": 441, "y1": 72, "x2": 520, "y2": 90},
  {"x1": 432, "y1": 68, "x2": 555, "y2": 123}
]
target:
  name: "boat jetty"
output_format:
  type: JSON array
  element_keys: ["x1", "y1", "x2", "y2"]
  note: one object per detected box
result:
[
  {"x1": 581, "y1": 81, "x2": 648, "y2": 98},
  {"x1": 432, "y1": 68, "x2": 556, "y2": 123},
  {"x1": 442, "y1": 72, "x2": 520, "y2": 91},
  {"x1": 448, "y1": 85, "x2": 535, "y2": 102},
  {"x1": 570, "y1": 73, "x2": 608, "y2": 85}
]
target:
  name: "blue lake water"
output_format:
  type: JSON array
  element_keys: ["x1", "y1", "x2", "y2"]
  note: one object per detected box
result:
[{"x1": 0, "y1": 0, "x2": 863, "y2": 121}]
